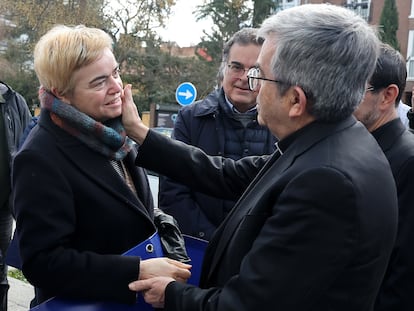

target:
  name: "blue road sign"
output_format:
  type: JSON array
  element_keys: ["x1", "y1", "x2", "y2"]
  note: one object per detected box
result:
[{"x1": 175, "y1": 82, "x2": 197, "y2": 106}]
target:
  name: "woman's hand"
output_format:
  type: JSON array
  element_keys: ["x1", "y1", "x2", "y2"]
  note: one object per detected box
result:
[
  {"x1": 121, "y1": 84, "x2": 149, "y2": 144},
  {"x1": 139, "y1": 257, "x2": 191, "y2": 282}
]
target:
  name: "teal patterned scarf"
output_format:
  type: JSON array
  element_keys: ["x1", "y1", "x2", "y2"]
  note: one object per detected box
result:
[{"x1": 39, "y1": 87, "x2": 134, "y2": 160}]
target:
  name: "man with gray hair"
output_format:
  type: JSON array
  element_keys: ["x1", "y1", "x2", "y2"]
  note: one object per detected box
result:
[{"x1": 124, "y1": 4, "x2": 398, "y2": 310}]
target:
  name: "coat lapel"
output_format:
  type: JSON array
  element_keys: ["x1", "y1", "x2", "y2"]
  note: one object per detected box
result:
[
  {"x1": 206, "y1": 148, "x2": 288, "y2": 279},
  {"x1": 41, "y1": 112, "x2": 153, "y2": 221},
  {"x1": 68, "y1": 143, "x2": 152, "y2": 218}
]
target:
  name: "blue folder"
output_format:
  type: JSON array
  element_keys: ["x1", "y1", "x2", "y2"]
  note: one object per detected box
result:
[
  {"x1": 30, "y1": 233, "x2": 207, "y2": 311},
  {"x1": 6, "y1": 231, "x2": 22, "y2": 269}
]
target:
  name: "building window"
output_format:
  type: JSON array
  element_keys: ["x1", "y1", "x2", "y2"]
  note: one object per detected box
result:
[
  {"x1": 407, "y1": 31, "x2": 414, "y2": 80},
  {"x1": 344, "y1": 0, "x2": 371, "y2": 22},
  {"x1": 411, "y1": 0, "x2": 414, "y2": 18}
]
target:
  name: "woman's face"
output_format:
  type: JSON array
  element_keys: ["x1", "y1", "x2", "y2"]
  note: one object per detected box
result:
[{"x1": 61, "y1": 48, "x2": 123, "y2": 122}]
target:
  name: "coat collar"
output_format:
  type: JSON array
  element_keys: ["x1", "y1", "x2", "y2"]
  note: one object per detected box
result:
[
  {"x1": 192, "y1": 88, "x2": 224, "y2": 117},
  {"x1": 371, "y1": 118, "x2": 406, "y2": 153}
]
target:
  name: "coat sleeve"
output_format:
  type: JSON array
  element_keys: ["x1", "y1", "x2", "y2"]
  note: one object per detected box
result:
[
  {"x1": 376, "y1": 155, "x2": 414, "y2": 309},
  {"x1": 159, "y1": 109, "x2": 216, "y2": 238},
  {"x1": 15, "y1": 91, "x2": 32, "y2": 130},
  {"x1": 137, "y1": 130, "x2": 264, "y2": 200}
]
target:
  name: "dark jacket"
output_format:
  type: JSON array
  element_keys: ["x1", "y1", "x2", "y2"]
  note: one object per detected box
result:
[
  {"x1": 0, "y1": 81, "x2": 31, "y2": 283},
  {"x1": 0, "y1": 81, "x2": 32, "y2": 162},
  {"x1": 159, "y1": 88, "x2": 276, "y2": 239},
  {"x1": 12, "y1": 109, "x2": 156, "y2": 304},
  {"x1": 0, "y1": 81, "x2": 32, "y2": 209},
  {"x1": 407, "y1": 108, "x2": 414, "y2": 132},
  {"x1": 373, "y1": 119, "x2": 414, "y2": 311},
  {"x1": 136, "y1": 116, "x2": 398, "y2": 311}
]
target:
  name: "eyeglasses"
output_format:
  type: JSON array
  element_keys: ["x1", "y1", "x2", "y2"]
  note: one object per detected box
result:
[
  {"x1": 227, "y1": 62, "x2": 252, "y2": 76},
  {"x1": 366, "y1": 86, "x2": 376, "y2": 92},
  {"x1": 246, "y1": 67, "x2": 285, "y2": 92}
]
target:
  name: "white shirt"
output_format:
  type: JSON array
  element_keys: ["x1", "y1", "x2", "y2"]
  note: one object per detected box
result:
[{"x1": 398, "y1": 101, "x2": 411, "y2": 128}]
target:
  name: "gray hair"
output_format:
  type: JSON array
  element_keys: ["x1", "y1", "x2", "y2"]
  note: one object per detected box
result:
[{"x1": 258, "y1": 4, "x2": 380, "y2": 121}]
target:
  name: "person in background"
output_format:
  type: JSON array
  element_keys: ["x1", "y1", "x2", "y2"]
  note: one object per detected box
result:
[
  {"x1": 124, "y1": 4, "x2": 398, "y2": 310},
  {"x1": 159, "y1": 28, "x2": 276, "y2": 240},
  {"x1": 397, "y1": 100, "x2": 410, "y2": 127},
  {"x1": 0, "y1": 81, "x2": 31, "y2": 310},
  {"x1": 12, "y1": 25, "x2": 190, "y2": 307},
  {"x1": 354, "y1": 43, "x2": 414, "y2": 311},
  {"x1": 407, "y1": 85, "x2": 414, "y2": 132}
]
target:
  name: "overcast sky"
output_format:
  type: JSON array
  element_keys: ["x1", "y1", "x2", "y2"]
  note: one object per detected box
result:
[{"x1": 158, "y1": 0, "x2": 212, "y2": 47}]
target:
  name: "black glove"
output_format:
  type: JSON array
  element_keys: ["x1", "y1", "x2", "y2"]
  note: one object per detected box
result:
[{"x1": 154, "y1": 208, "x2": 190, "y2": 263}]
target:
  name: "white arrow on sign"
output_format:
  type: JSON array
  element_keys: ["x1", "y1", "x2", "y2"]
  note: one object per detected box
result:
[{"x1": 178, "y1": 89, "x2": 193, "y2": 100}]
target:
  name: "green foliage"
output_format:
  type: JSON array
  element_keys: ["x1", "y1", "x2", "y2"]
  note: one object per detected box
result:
[
  {"x1": 379, "y1": 0, "x2": 400, "y2": 51},
  {"x1": 0, "y1": 0, "x2": 110, "y2": 45},
  {"x1": 122, "y1": 47, "x2": 217, "y2": 112},
  {"x1": 0, "y1": 0, "x2": 262, "y2": 114},
  {"x1": 195, "y1": 0, "x2": 252, "y2": 64},
  {"x1": 194, "y1": 0, "x2": 270, "y2": 82},
  {"x1": 4, "y1": 71, "x2": 39, "y2": 113},
  {"x1": 252, "y1": 0, "x2": 274, "y2": 27},
  {"x1": 8, "y1": 268, "x2": 28, "y2": 283},
  {"x1": 0, "y1": 0, "x2": 113, "y2": 112}
]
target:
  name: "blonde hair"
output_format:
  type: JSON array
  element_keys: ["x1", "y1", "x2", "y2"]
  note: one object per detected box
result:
[{"x1": 34, "y1": 25, "x2": 113, "y2": 96}]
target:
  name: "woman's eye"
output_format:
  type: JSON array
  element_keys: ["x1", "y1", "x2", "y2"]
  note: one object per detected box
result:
[{"x1": 92, "y1": 80, "x2": 106, "y2": 88}]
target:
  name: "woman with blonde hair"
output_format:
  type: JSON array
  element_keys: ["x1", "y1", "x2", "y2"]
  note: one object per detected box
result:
[{"x1": 12, "y1": 25, "x2": 190, "y2": 306}]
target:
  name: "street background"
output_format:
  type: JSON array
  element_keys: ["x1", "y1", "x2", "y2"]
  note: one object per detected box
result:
[{"x1": 8, "y1": 268, "x2": 33, "y2": 311}]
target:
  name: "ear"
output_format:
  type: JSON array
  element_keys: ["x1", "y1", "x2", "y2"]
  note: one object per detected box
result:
[
  {"x1": 380, "y1": 84, "x2": 399, "y2": 111},
  {"x1": 51, "y1": 87, "x2": 70, "y2": 104},
  {"x1": 288, "y1": 85, "x2": 308, "y2": 118}
]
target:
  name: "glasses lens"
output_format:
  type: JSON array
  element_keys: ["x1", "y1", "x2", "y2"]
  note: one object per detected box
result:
[
  {"x1": 228, "y1": 63, "x2": 243, "y2": 75},
  {"x1": 247, "y1": 67, "x2": 259, "y2": 91}
]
